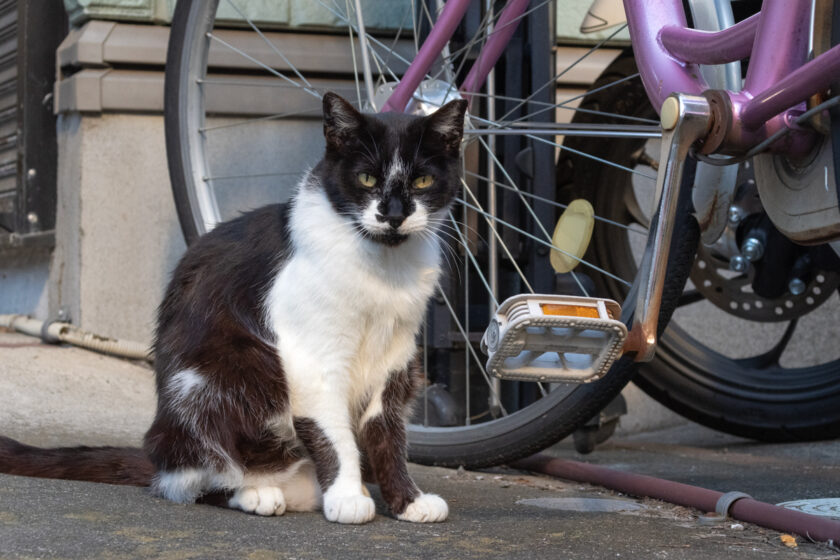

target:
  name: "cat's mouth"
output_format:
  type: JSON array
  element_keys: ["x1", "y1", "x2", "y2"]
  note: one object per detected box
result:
[{"x1": 361, "y1": 228, "x2": 410, "y2": 246}]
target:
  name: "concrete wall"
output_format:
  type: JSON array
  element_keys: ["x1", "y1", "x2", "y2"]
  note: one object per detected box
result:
[
  {"x1": 49, "y1": 113, "x2": 185, "y2": 344},
  {"x1": 0, "y1": 248, "x2": 51, "y2": 319}
]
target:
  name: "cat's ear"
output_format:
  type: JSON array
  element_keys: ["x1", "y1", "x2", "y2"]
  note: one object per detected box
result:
[
  {"x1": 424, "y1": 99, "x2": 468, "y2": 155},
  {"x1": 322, "y1": 92, "x2": 364, "y2": 151}
]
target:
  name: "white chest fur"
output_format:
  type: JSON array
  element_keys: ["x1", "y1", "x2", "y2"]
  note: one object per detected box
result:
[{"x1": 264, "y1": 185, "x2": 441, "y2": 414}]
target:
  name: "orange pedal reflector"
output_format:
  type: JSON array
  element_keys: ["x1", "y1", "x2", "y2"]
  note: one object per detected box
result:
[{"x1": 540, "y1": 303, "x2": 600, "y2": 318}]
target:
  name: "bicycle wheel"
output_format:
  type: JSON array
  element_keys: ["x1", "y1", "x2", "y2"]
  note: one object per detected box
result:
[
  {"x1": 164, "y1": 0, "x2": 699, "y2": 468},
  {"x1": 564, "y1": 53, "x2": 840, "y2": 442}
]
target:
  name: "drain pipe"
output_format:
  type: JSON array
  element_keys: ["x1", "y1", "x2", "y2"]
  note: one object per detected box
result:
[
  {"x1": 0, "y1": 314, "x2": 152, "y2": 362},
  {"x1": 514, "y1": 454, "x2": 840, "y2": 543}
]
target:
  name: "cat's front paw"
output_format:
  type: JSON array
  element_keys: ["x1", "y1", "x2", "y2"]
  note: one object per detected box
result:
[
  {"x1": 397, "y1": 493, "x2": 448, "y2": 523},
  {"x1": 228, "y1": 486, "x2": 287, "y2": 516},
  {"x1": 323, "y1": 493, "x2": 376, "y2": 524}
]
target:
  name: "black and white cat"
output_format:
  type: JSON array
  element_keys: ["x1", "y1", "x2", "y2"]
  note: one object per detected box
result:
[{"x1": 0, "y1": 92, "x2": 468, "y2": 524}]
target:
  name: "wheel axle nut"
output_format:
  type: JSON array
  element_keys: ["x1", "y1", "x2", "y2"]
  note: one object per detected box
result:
[
  {"x1": 729, "y1": 255, "x2": 749, "y2": 273},
  {"x1": 741, "y1": 237, "x2": 764, "y2": 261},
  {"x1": 788, "y1": 278, "x2": 806, "y2": 295}
]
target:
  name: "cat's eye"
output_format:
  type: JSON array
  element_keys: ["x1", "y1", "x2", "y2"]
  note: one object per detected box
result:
[
  {"x1": 413, "y1": 175, "x2": 434, "y2": 189},
  {"x1": 357, "y1": 173, "x2": 377, "y2": 188}
]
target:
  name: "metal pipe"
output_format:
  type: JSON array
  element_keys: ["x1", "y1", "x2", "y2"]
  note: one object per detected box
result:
[
  {"x1": 659, "y1": 13, "x2": 759, "y2": 65},
  {"x1": 484, "y1": 0, "x2": 502, "y2": 418},
  {"x1": 464, "y1": 127, "x2": 660, "y2": 138},
  {"x1": 514, "y1": 454, "x2": 840, "y2": 543},
  {"x1": 0, "y1": 314, "x2": 152, "y2": 362}
]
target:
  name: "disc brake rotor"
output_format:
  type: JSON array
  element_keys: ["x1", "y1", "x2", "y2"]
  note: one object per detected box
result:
[{"x1": 690, "y1": 247, "x2": 840, "y2": 322}]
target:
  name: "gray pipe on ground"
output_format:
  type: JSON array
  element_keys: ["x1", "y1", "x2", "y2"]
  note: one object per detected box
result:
[
  {"x1": 513, "y1": 454, "x2": 840, "y2": 543},
  {"x1": 0, "y1": 314, "x2": 151, "y2": 362}
]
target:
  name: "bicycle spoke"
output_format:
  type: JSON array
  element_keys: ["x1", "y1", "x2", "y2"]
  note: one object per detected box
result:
[
  {"x1": 531, "y1": 133, "x2": 657, "y2": 180},
  {"x1": 476, "y1": 135, "x2": 591, "y2": 296},
  {"x1": 497, "y1": 24, "x2": 628, "y2": 125},
  {"x1": 447, "y1": 211, "x2": 499, "y2": 308},
  {"x1": 459, "y1": 179, "x2": 535, "y2": 293},
  {"x1": 317, "y1": 0, "x2": 414, "y2": 68},
  {"x1": 378, "y1": 3, "x2": 415, "y2": 81},
  {"x1": 466, "y1": 89, "x2": 660, "y2": 123},
  {"x1": 465, "y1": 124, "x2": 660, "y2": 138},
  {"x1": 422, "y1": 317, "x2": 429, "y2": 426},
  {"x1": 344, "y1": 0, "x2": 364, "y2": 108},
  {"x1": 510, "y1": 73, "x2": 646, "y2": 127},
  {"x1": 461, "y1": 188, "x2": 471, "y2": 425},
  {"x1": 446, "y1": 204, "x2": 556, "y2": 412},
  {"x1": 223, "y1": 0, "x2": 316, "y2": 93},
  {"x1": 456, "y1": 197, "x2": 633, "y2": 287},
  {"x1": 198, "y1": 105, "x2": 323, "y2": 133},
  {"x1": 206, "y1": 33, "x2": 321, "y2": 99},
  {"x1": 463, "y1": 170, "x2": 645, "y2": 235},
  {"x1": 437, "y1": 285, "x2": 508, "y2": 416},
  {"x1": 202, "y1": 171, "x2": 300, "y2": 181}
]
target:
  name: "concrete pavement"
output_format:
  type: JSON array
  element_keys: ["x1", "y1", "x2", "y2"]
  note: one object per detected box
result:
[{"x1": 1, "y1": 329, "x2": 839, "y2": 559}]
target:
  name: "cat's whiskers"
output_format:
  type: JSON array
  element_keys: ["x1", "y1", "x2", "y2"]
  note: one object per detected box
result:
[{"x1": 416, "y1": 228, "x2": 462, "y2": 283}]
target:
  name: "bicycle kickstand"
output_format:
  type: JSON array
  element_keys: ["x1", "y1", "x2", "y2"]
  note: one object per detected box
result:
[{"x1": 480, "y1": 94, "x2": 712, "y2": 383}]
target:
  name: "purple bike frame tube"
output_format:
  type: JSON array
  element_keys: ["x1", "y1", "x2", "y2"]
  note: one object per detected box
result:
[
  {"x1": 460, "y1": 0, "x2": 531, "y2": 100},
  {"x1": 741, "y1": 42, "x2": 840, "y2": 129},
  {"x1": 622, "y1": 0, "x2": 707, "y2": 113},
  {"x1": 381, "y1": 0, "x2": 472, "y2": 113},
  {"x1": 659, "y1": 13, "x2": 758, "y2": 65},
  {"x1": 739, "y1": 0, "x2": 838, "y2": 130}
]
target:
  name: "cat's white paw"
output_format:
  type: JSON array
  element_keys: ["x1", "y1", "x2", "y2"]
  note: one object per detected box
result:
[
  {"x1": 228, "y1": 486, "x2": 287, "y2": 516},
  {"x1": 397, "y1": 493, "x2": 448, "y2": 523},
  {"x1": 323, "y1": 494, "x2": 376, "y2": 524}
]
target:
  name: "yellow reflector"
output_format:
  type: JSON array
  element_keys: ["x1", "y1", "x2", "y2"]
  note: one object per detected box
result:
[
  {"x1": 550, "y1": 199, "x2": 595, "y2": 273},
  {"x1": 540, "y1": 303, "x2": 599, "y2": 318}
]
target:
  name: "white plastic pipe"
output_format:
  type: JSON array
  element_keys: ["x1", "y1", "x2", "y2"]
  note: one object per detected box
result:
[{"x1": 0, "y1": 314, "x2": 152, "y2": 362}]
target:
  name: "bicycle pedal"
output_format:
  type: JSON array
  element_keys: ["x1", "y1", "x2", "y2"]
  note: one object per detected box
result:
[{"x1": 481, "y1": 294, "x2": 627, "y2": 383}]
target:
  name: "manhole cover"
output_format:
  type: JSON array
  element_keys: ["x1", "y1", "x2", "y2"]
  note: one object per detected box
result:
[
  {"x1": 776, "y1": 498, "x2": 840, "y2": 519},
  {"x1": 517, "y1": 497, "x2": 645, "y2": 513}
]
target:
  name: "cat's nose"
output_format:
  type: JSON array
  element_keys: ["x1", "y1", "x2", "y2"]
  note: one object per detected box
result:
[{"x1": 376, "y1": 198, "x2": 406, "y2": 228}]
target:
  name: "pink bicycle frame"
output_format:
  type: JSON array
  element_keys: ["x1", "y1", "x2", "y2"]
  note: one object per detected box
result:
[{"x1": 383, "y1": 0, "x2": 840, "y2": 155}]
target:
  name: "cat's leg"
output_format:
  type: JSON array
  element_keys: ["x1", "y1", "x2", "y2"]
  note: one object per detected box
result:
[
  {"x1": 228, "y1": 485, "x2": 286, "y2": 516},
  {"x1": 146, "y1": 339, "x2": 292, "y2": 512},
  {"x1": 359, "y1": 366, "x2": 448, "y2": 523},
  {"x1": 294, "y1": 410, "x2": 375, "y2": 524},
  {"x1": 231, "y1": 436, "x2": 323, "y2": 515},
  {"x1": 146, "y1": 415, "x2": 245, "y2": 505}
]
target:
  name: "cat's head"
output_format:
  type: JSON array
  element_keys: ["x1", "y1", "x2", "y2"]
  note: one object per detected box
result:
[{"x1": 317, "y1": 92, "x2": 468, "y2": 246}]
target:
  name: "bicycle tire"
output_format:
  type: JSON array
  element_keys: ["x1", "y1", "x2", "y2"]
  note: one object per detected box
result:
[
  {"x1": 163, "y1": 1, "x2": 699, "y2": 468},
  {"x1": 165, "y1": 0, "x2": 215, "y2": 245}
]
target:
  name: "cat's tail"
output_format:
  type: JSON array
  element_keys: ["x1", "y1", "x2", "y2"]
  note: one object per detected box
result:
[{"x1": 0, "y1": 435, "x2": 155, "y2": 486}]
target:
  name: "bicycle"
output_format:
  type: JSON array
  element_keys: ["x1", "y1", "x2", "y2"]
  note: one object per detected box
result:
[{"x1": 164, "y1": 0, "x2": 840, "y2": 468}]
